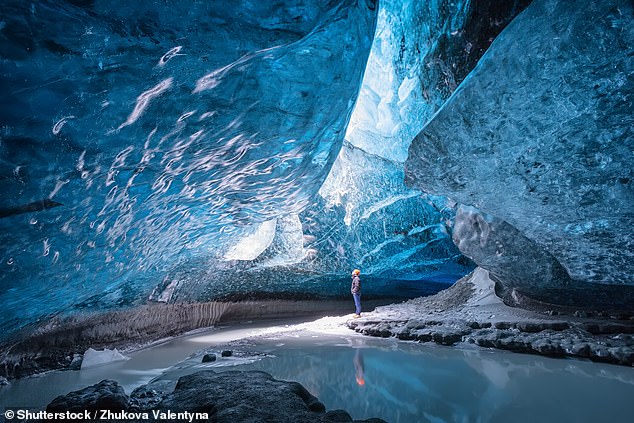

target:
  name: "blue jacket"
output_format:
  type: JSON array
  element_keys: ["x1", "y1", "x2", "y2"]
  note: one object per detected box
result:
[{"x1": 351, "y1": 275, "x2": 361, "y2": 294}]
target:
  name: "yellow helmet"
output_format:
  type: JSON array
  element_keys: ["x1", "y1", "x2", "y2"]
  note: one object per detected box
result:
[{"x1": 352, "y1": 269, "x2": 361, "y2": 275}]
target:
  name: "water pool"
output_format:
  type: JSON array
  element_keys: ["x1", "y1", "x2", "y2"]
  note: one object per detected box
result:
[
  {"x1": 2, "y1": 317, "x2": 634, "y2": 422},
  {"x1": 159, "y1": 327, "x2": 634, "y2": 423}
]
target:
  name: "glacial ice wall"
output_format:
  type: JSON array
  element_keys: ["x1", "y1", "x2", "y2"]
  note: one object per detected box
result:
[
  {"x1": 345, "y1": 0, "x2": 531, "y2": 162},
  {"x1": 148, "y1": 0, "x2": 534, "y2": 304},
  {"x1": 0, "y1": 0, "x2": 544, "y2": 339},
  {"x1": 0, "y1": 0, "x2": 377, "y2": 334},
  {"x1": 304, "y1": 0, "x2": 530, "y2": 285},
  {"x1": 406, "y1": 0, "x2": 634, "y2": 287}
]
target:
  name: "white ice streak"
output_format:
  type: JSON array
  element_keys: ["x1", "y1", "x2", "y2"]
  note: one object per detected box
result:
[
  {"x1": 360, "y1": 192, "x2": 421, "y2": 221},
  {"x1": 52, "y1": 115, "x2": 75, "y2": 135},
  {"x1": 157, "y1": 46, "x2": 183, "y2": 67},
  {"x1": 118, "y1": 78, "x2": 173, "y2": 130},
  {"x1": 49, "y1": 178, "x2": 69, "y2": 198}
]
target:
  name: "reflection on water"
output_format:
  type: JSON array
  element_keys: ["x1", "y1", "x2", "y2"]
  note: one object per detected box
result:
[
  {"x1": 2, "y1": 322, "x2": 634, "y2": 423},
  {"x1": 354, "y1": 349, "x2": 365, "y2": 387},
  {"x1": 156, "y1": 330, "x2": 634, "y2": 423}
]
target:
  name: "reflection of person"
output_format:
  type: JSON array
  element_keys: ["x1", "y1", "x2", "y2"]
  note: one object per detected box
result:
[
  {"x1": 351, "y1": 269, "x2": 362, "y2": 317},
  {"x1": 354, "y1": 349, "x2": 365, "y2": 386}
]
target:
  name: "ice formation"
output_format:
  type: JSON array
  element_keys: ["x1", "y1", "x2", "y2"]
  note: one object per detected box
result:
[
  {"x1": 80, "y1": 348, "x2": 129, "y2": 370},
  {"x1": 0, "y1": 0, "x2": 378, "y2": 334},
  {"x1": 145, "y1": 0, "x2": 538, "y2": 303},
  {"x1": 406, "y1": 0, "x2": 634, "y2": 288},
  {"x1": 0, "y1": 0, "x2": 631, "y2": 344}
]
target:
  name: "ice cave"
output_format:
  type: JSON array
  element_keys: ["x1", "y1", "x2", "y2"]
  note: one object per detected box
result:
[{"x1": 0, "y1": 0, "x2": 633, "y2": 421}]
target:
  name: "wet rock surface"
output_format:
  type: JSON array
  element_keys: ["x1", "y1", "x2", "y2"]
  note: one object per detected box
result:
[
  {"x1": 45, "y1": 370, "x2": 386, "y2": 422},
  {"x1": 201, "y1": 353, "x2": 216, "y2": 363},
  {"x1": 348, "y1": 268, "x2": 634, "y2": 366},
  {"x1": 47, "y1": 379, "x2": 129, "y2": 413}
]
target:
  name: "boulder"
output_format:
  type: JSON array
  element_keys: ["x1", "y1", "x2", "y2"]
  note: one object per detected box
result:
[
  {"x1": 46, "y1": 379, "x2": 129, "y2": 413},
  {"x1": 46, "y1": 370, "x2": 386, "y2": 422},
  {"x1": 202, "y1": 353, "x2": 216, "y2": 363},
  {"x1": 156, "y1": 370, "x2": 386, "y2": 422},
  {"x1": 68, "y1": 353, "x2": 83, "y2": 370}
]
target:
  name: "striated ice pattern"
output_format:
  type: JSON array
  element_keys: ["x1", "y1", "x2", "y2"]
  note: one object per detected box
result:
[
  {"x1": 203, "y1": 0, "x2": 534, "y2": 296},
  {"x1": 0, "y1": 0, "x2": 378, "y2": 334}
]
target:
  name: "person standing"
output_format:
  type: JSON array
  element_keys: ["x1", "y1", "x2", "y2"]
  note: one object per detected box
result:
[{"x1": 351, "y1": 269, "x2": 362, "y2": 317}]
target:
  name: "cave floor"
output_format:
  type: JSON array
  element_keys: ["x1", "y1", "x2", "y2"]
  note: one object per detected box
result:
[
  {"x1": 348, "y1": 268, "x2": 634, "y2": 367},
  {"x1": 2, "y1": 314, "x2": 634, "y2": 422}
]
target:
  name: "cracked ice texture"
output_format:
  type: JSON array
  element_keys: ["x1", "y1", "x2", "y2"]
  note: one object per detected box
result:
[
  {"x1": 406, "y1": 0, "x2": 634, "y2": 285},
  {"x1": 309, "y1": 0, "x2": 529, "y2": 282},
  {"x1": 0, "y1": 0, "x2": 377, "y2": 334}
]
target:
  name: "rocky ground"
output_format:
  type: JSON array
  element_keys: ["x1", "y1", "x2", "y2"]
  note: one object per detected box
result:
[
  {"x1": 347, "y1": 268, "x2": 634, "y2": 366},
  {"x1": 40, "y1": 370, "x2": 385, "y2": 423}
]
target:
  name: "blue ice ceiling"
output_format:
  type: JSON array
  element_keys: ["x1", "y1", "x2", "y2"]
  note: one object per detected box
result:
[
  {"x1": 0, "y1": 0, "x2": 475, "y2": 335},
  {"x1": 2, "y1": 0, "x2": 631, "y2": 337},
  {"x1": 0, "y1": 0, "x2": 379, "y2": 332}
]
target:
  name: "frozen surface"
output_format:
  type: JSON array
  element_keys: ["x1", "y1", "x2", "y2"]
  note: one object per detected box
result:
[{"x1": 406, "y1": 0, "x2": 634, "y2": 286}]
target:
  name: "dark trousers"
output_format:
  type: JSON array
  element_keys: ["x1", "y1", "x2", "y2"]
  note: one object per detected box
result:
[{"x1": 352, "y1": 293, "x2": 361, "y2": 315}]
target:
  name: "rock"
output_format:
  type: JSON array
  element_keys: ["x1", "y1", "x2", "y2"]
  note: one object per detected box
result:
[
  {"x1": 0, "y1": 376, "x2": 9, "y2": 386},
  {"x1": 323, "y1": 410, "x2": 353, "y2": 421},
  {"x1": 431, "y1": 332, "x2": 463, "y2": 346},
  {"x1": 129, "y1": 386, "x2": 166, "y2": 411},
  {"x1": 517, "y1": 322, "x2": 545, "y2": 333},
  {"x1": 530, "y1": 339, "x2": 565, "y2": 357},
  {"x1": 570, "y1": 343, "x2": 592, "y2": 358},
  {"x1": 47, "y1": 379, "x2": 130, "y2": 413},
  {"x1": 547, "y1": 322, "x2": 569, "y2": 331},
  {"x1": 46, "y1": 370, "x2": 384, "y2": 423},
  {"x1": 202, "y1": 353, "x2": 216, "y2": 363},
  {"x1": 396, "y1": 331, "x2": 416, "y2": 341},
  {"x1": 608, "y1": 347, "x2": 634, "y2": 366},
  {"x1": 285, "y1": 380, "x2": 326, "y2": 413},
  {"x1": 69, "y1": 353, "x2": 83, "y2": 370},
  {"x1": 45, "y1": 370, "x2": 385, "y2": 422},
  {"x1": 155, "y1": 370, "x2": 386, "y2": 422},
  {"x1": 221, "y1": 350, "x2": 233, "y2": 357},
  {"x1": 494, "y1": 322, "x2": 513, "y2": 330}
]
